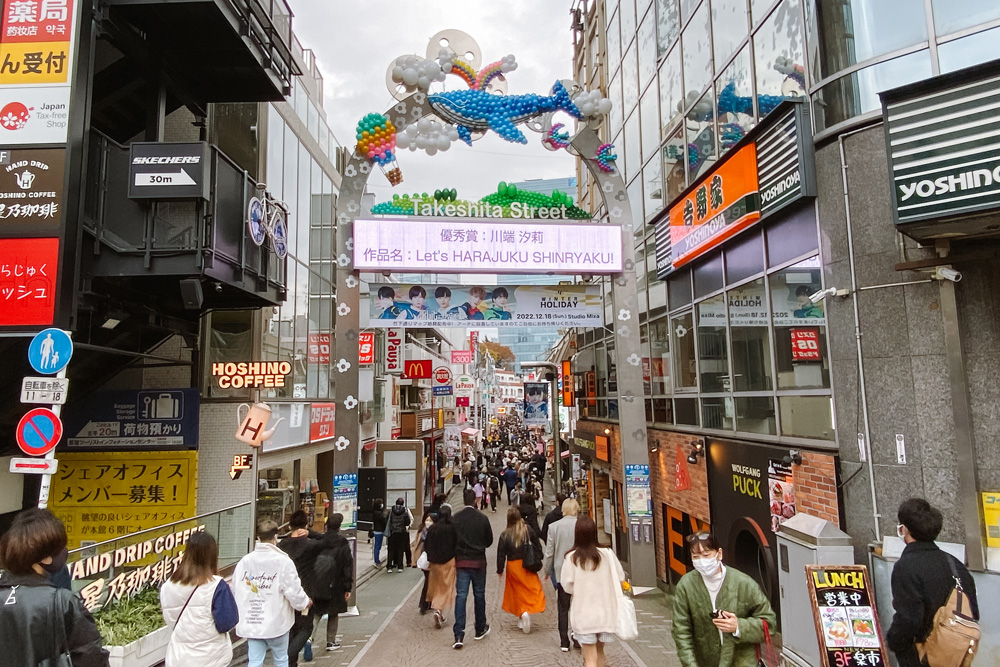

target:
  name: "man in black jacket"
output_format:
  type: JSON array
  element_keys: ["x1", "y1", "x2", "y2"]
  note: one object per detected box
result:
[
  {"x1": 886, "y1": 498, "x2": 979, "y2": 667},
  {"x1": 541, "y1": 493, "x2": 566, "y2": 542},
  {"x1": 314, "y1": 514, "x2": 354, "y2": 651},
  {"x1": 451, "y1": 489, "x2": 494, "y2": 649},
  {"x1": 279, "y1": 511, "x2": 325, "y2": 667}
]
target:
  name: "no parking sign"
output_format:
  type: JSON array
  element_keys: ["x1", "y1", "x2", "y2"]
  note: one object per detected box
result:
[{"x1": 16, "y1": 407, "x2": 63, "y2": 456}]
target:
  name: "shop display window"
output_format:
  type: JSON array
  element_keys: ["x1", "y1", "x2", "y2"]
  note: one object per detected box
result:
[
  {"x1": 696, "y1": 294, "x2": 730, "y2": 392},
  {"x1": 701, "y1": 396, "x2": 734, "y2": 430},
  {"x1": 650, "y1": 318, "x2": 671, "y2": 394},
  {"x1": 769, "y1": 257, "x2": 830, "y2": 390},
  {"x1": 778, "y1": 395, "x2": 834, "y2": 439},
  {"x1": 729, "y1": 279, "x2": 773, "y2": 391},
  {"x1": 671, "y1": 311, "x2": 698, "y2": 389},
  {"x1": 735, "y1": 396, "x2": 777, "y2": 434},
  {"x1": 675, "y1": 397, "x2": 699, "y2": 425}
]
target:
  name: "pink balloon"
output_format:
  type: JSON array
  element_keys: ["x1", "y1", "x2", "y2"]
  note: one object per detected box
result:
[{"x1": 368, "y1": 150, "x2": 375, "y2": 158}]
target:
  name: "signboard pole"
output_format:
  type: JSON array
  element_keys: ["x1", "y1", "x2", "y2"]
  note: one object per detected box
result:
[
  {"x1": 249, "y1": 388, "x2": 261, "y2": 547},
  {"x1": 37, "y1": 363, "x2": 67, "y2": 509}
]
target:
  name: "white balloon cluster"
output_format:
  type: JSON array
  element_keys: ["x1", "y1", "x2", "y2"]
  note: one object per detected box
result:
[
  {"x1": 496, "y1": 53, "x2": 518, "y2": 75},
  {"x1": 396, "y1": 117, "x2": 461, "y2": 156},
  {"x1": 573, "y1": 89, "x2": 613, "y2": 119},
  {"x1": 391, "y1": 54, "x2": 447, "y2": 93}
]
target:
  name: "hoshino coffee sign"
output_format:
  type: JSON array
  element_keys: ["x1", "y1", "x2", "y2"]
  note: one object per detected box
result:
[{"x1": 882, "y1": 63, "x2": 1000, "y2": 229}]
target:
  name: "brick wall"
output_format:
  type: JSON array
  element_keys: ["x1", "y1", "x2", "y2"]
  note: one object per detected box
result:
[
  {"x1": 648, "y1": 429, "x2": 710, "y2": 582},
  {"x1": 793, "y1": 451, "x2": 842, "y2": 527}
]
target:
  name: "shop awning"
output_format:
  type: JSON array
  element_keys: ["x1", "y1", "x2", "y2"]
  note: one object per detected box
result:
[{"x1": 461, "y1": 428, "x2": 481, "y2": 436}]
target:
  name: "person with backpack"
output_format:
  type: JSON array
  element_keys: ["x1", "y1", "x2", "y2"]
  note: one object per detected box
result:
[
  {"x1": 278, "y1": 511, "x2": 325, "y2": 667},
  {"x1": 371, "y1": 499, "x2": 388, "y2": 568},
  {"x1": 887, "y1": 498, "x2": 980, "y2": 667},
  {"x1": 386, "y1": 497, "x2": 412, "y2": 573},
  {"x1": 497, "y1": 507, "x2": 545, "y2": 634},
  {"x1": 312, "y1": 514, "x2": 353, "y2": 651},
  {"x1": 502, "y1": 464, "x2": 519, "y2": 505},
  {"x1": 488, "y1": 474, "x2": 501, "y2": 513}
]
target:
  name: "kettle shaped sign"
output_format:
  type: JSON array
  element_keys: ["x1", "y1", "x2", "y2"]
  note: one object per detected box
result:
[{"x1": 236, "y1": 403, "x2": 285, "y2": 447}]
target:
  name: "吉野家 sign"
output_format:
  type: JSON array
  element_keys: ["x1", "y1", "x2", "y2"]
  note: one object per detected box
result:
[
  {"x1": 128, "y1": 142, "x2": 210, "y2": 201},
  {"x1": 353, "y1": 218, "x2": 623, "y2": 274},
  {"x1": 20, "y1": 376, "x2": 69, "y2": 404},
  {"x1": 212, "y1": 361, "x2": 291, "y2": 388},
  {"x1": 369, "y1": 282, "x2": 603, "y2": 328},
  {"x1": 64, "y1": 389, "x2": 199, "y2": 449},
  {"x1": 0, "y1": 148, "x2": 65, "y2": 233},
  {"x1": 49, "y1": 450, "x2": 199, "y2": 549},
  {"x1": 452, "y1": 350, "x2": 473, "y2": 364},
  {"x1": 805, "y1": 565, "x2": 889, "y2": 667},
  {"x1": 358, "y1": 331, "x2": 375, "y2": 365}
]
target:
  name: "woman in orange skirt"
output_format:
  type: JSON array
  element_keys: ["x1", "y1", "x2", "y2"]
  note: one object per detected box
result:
[{"x1": 497, "y1": 507, "x2": 546, "y2": 633}]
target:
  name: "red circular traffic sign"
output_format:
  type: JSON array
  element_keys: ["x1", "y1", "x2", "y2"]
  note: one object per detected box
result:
[
  {"x1": 16, "y1": 407, "x2": 63, "y2": 456},
  {"x1": 434, "y1": 367, "x2": 452, "y2": 384}
]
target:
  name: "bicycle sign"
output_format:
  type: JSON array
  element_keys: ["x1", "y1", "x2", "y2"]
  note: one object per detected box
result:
[{"x1": 247, "y1": 185, "x2": 289, "y2": 259}]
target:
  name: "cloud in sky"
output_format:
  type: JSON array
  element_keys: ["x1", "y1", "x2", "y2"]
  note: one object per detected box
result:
[{"x1": 287, "y1": 0, "x2": 579, "y2": 202}]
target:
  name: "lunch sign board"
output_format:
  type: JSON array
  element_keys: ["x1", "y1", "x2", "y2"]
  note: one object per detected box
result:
[{"x1": 805, "y1": 564, "x2": 888, "y2": 667}]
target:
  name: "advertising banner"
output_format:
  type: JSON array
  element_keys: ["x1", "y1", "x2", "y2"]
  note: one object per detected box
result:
[
  {"x1": 64, "y1": 389, "x2": 199, "y2": 449},
  {"x1": 332, "y1": 473, "x2": 358, "y2": 530},
  {"x1": 523, "y1": 382, "x2": 548, "y2": 425},
  {"x1": 806, "y1": 565, "x2": 888, "y2": 667},
  {"x1": 308, "y1": 333, "x2": 330, "y2": 365},
  {"x1": 0, "y1": 235, "x2": 57, "y2": 325},
  {"x1": 451, "y1": 349, "x2": 472, "y2": 364},
  {"x1": 358, "y1": 331, "x2": 374, "y2": 365},
  {"x1": 354, "y1": 218, "x2": 622, "y2": 274},
  {"x1": 454, "y1": 375, "x2": 474, "y2": 398},
  {"x1": 385, "y1": 327, "x2": 404, "y2": 373},
  {"x1": 49, "y1": 450, "x2": 198, "y2": 548},
  {"x1": 310, "y1": 403, "x2": 335, "y2": 442},
  {"x1": 625, "y1": 463, "x2": 651, "y2": 516},
  {"x1": 767, "y1": 458, "x2": 796, "y2": 532},
  {"x1": 0, "y1": 148, "x2": 64, "y2": 233},
  {"x1": 444, "y1": 424, "x2": 461, "y2": 458},
  {"x1": 368, "y1": 282, "x2": 603, "y2": 328}
]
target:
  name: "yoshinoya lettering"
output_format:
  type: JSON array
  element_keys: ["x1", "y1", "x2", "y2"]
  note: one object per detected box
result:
[
  {"x1": 131, "y1": 156, "x2": 201, "y2": 165},
  {"x1": 761, "y1": 171, "x2": 801, "y2": 203},
  {"x1": 898, "y1": 164, "x2": 1000, "y2": 202}
]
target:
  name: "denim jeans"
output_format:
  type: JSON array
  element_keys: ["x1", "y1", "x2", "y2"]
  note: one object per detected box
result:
[
  {"x1": 453, "y1": 566, "x2": 487, "y2": 640},
  {"x1": 247, "y1": 634, "x2": 289, "y2": 667},
  {"x1": 373, "y1": 533, "x2": 384, "y2": 564}
]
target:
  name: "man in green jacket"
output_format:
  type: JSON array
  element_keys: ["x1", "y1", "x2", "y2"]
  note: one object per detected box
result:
[{"x1": 671, "y1": 532, "x2": 776, "y2": 667}]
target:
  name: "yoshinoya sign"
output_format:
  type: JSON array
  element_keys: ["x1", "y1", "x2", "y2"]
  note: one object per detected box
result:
[
  {"x1": 656, "y1": 101, "x2": 814, "y2": 277},
  {"x1": 128, "y1": 142, "x2": 210, "y2": 200},
  {"x1": 385, "y1": 327, "x2": 404, "y2": 373},
  {"x1": 0, "y1": 148, "x2": 64, "y2": 233},
  {"x1": 354, "y1": 217, "x2": 622, "y2": 274},
  {"x1": 881, "y1": 62, "x2": 1000, "y2": 236}
]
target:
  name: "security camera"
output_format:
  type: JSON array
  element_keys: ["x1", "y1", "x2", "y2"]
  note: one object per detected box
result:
[
  {"x1": 934, "y1": 267, "x2": 962, "y2": 283},
  {"x1": 808, "y1": 287, "x2": 838, "y2": 304}
]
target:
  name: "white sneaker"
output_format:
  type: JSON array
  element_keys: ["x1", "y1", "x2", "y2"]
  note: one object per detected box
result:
[{"x1": 521, "y1": 612, "x2": 531, "y2": 634}]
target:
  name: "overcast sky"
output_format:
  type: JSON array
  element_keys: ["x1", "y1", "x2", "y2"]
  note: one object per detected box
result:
[{"x1": 287, "y1": 0, "x2": 579, "y2": 202}]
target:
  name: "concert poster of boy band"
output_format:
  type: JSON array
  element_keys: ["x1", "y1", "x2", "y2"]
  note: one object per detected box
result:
[{"x1": 368, "y1": 283, "x2": 603, "y2": 328}]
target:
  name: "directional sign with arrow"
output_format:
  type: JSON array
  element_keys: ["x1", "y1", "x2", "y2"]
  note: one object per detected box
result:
[
  {"x1": 230, "y1": 453, "x2": 253, "y2": 480},
  {"x1": 128, "y1": 142, "x2": 210, "y2": 201}
]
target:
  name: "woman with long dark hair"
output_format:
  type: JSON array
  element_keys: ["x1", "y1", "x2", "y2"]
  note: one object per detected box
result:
[
  {"x1": 423, "y1": 504, "x2": 458, "y2": 629},
  {"x1": 161, "y1": 531, "x2": 237, "y2": 667},
  {"x1": 0, "y1": 508, "x2": 109, "y2": 667},
  {"x1": 497, "y1": 507, "x2": 545, "y2": 633},
  {"x1": 560, "y1": 516, "x2": 626, "y2": 667},
  {"x1": 671, "y1": 531, "x2": 775, "y2": 667}
]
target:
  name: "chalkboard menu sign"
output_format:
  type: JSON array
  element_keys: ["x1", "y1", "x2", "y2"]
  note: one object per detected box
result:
[{"x1": 805, "y1": 565, "x2": 889, "y2": 667}]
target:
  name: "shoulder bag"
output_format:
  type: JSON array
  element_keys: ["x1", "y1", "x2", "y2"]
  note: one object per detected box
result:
[
  {"x1": 608, "y1": 551, "x2": 638, "y2": 641},
  {"x1": 39, "y1": 590, "x2": 72, "y2": 667},
  {"x1": 756, "y1": 620, "x2": 779, "y2": 667},
  {"x1": 211, "y1": 579, "x2": 239, "y2": 633},
  {"x1": 521, "y1": 536, "x2": 543, "y2": 573},
  {"x1": 916, "y1": 556, "x2": 980, "y2": 667}
]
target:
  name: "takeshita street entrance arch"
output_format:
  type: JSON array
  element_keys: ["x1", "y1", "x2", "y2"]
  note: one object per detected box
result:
[{"x1": 332, "y1": 31, "x2": 655, "y2": 586}]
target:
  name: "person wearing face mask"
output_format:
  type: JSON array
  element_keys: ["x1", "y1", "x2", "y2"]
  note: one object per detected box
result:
[
  {"x1": 0, "y1": 508, "x2": 110, "y2": 667},
  {"x1": 671, "y1": 532, "x2": 775, "y2": 667},
  {"x1": 412, "y1": 510, "x2": 436, "y2": 615}
]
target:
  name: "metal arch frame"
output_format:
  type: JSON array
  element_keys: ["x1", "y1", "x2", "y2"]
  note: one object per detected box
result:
[{"x1": 333, "y1": 91, "x2": 655, "y2": 586}]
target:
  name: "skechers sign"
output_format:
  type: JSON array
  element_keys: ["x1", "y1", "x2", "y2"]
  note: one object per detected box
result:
[
  {"x1": 881, "y1": 62, "x2": 1000, "y2": 237},
  {"x1": 128, "y1": 142, "x2": 210, "y2": 201}
]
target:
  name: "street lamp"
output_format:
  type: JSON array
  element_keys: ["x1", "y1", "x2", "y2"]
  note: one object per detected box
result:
[{"x1": 521, "y1": 361, "x2": 562, "y2": 494}]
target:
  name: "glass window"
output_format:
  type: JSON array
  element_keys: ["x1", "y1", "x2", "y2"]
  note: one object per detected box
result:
[
  {"x1": 769, "y1": 256, "x2": 830, "y2": 390},
  {"x1": 754, "y1": 0, "x2": 807, "y2": 121},
  {"x1": 640, "y1": 87, "x2": 660, "y2": 162},
  {"x1": 659, "y1": 47, "x2": 683, "y2": 135},
  {"x1": 623, "y1": 42, "x2": 640, "y2": 114},
  {"x1": 726, "y1": 230, "x2": 764, "y2": 283},
  {"x1": 696, "y1": 294, "x2": 729, "y2": 392},
  {"x1": 671, "y1": 310, "x2": 697, "y2": 388},
  {"x1": 650, "y1": 318, "x2": 671, "y2": 393},
  {"x1": 931, "y1": 1, "x2": 1000, "y2": 35},
  {"x1": 938, "y1": 27, "x2": 1000, "y2": 74},
  {"x1": 653, "y1": 398, "x2": 673, "y2": 423},
  {"x1": 808, "y1": 0, "x2": 927, "y2": 80},
  {"x1": 701, "y1": 397, "x2": 733, "y2": 429},
  {"x1": 663, "y1": 124, "x2": 687, "y2": 204},
  {"x1": 668, "y1": 269, "x2": 692, "y2": 308},
  {"x1": 766, "y1": 205, "x2": 818, "y2": 267},
  {"x1": 712, "y1": 0, "x2": 749, "y2": 66},
  {"x1": 681, "y1": 0, "x2": 701, "y2": 24},
  {"x1": 266, "y1": 108, "x2": 284, "y2": 193},
  {"x1": 735, "y1": 396, "x2": 776, "y2": 434},
  {"x1": 657, "y1": 0, "x2": 681, "y2": 56},
  {"x1": 716, "y1": 45, "x2": 755, "y2": 152},
  {"x1": 596, "y1": 342, "x2": 609, "y2": 396},
  {"x1": 687, "y1": 88, "x2": 717, "y2": 180},
  {"x1": 205, "y1": 310, "x2": 254, "y2": 399},
  {"x1": 693, "y1": 254, "x2": 723, "y2": 297},
  {"x1": 621, "y1": 0, "x2": 638, "y2": 44},
  {"x1": 675, "y1": 397, "x2": 699, "y2": 424},
  {"x1": 609, "y1": 73, "x2": 624, "y2": 136},
  {"x1": 682, "y1": 2, "x2": 712, "y2": 100},
  {"x1": 608, "y1": 10, "x2": 622, "y2": 75},
  {"x1": 649, "y1": 280, "x2": 668, "y2": 310},
  {"x1": 779, "y1": 396, "x2": 834, "y2": 439},
  {"x1": 643, "y1": 156, "x2": 663, "y2": 219},
  {"x1": 638, "y1": 6, "x2": 658, "y2": 89},
  {"x1": 750, "y1": 0, "x2": 775, "y2": 25},
  {"x1": 810, "y1": 49, "x2": 933, "y2": 131},
  {"x1": 728, "y1": 279, "x2": 773, "y2": 391},
  {"x1": 625, "y1": 112, "x2": 641, "y2": 182},
  {"x1": 628, "y1": 177, "x2": 644, "y2": 234}
]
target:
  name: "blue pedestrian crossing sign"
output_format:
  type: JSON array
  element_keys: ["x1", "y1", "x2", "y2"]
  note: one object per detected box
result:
[{"x1": 28, "y1": 328, "x2": 73, "y2": 375}]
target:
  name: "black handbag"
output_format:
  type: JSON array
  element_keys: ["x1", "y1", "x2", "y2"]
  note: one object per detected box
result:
[{"x1": 38, "y1": 591, "x2": 72, "y2": 667}]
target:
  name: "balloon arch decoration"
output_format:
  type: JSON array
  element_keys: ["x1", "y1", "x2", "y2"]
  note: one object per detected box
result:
[{"x1": 331, "y1": 30, "x2": 652, "y2": 579}]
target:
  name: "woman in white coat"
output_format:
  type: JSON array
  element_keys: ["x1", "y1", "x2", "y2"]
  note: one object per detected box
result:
[{"x1": 161, "y1": 532, "x2": 235, "y2": 667}]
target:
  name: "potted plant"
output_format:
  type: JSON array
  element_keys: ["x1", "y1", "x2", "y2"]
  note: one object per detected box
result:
[{"x1": 94, "y1": 588, "x2": 170, "y2": 667}]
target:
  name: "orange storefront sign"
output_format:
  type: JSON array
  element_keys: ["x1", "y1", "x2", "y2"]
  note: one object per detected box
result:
[{"x1": 669, "y1": 144, "x2": 761, "y2": 269}]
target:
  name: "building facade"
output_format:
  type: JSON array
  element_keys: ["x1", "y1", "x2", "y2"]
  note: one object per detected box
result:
[{"x1": 569, "y1": 0, "x2": 1000, "y2": 610}]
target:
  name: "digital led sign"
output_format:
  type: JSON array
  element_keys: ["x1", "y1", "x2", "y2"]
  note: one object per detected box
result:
[{"x1": 353, "y1": 218, "x2": 623, "y2": 274}]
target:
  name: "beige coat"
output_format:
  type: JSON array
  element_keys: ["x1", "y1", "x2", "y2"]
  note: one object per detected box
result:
[{"x1": 560, "y1": 547, "x2": 625, "y2": 635}]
